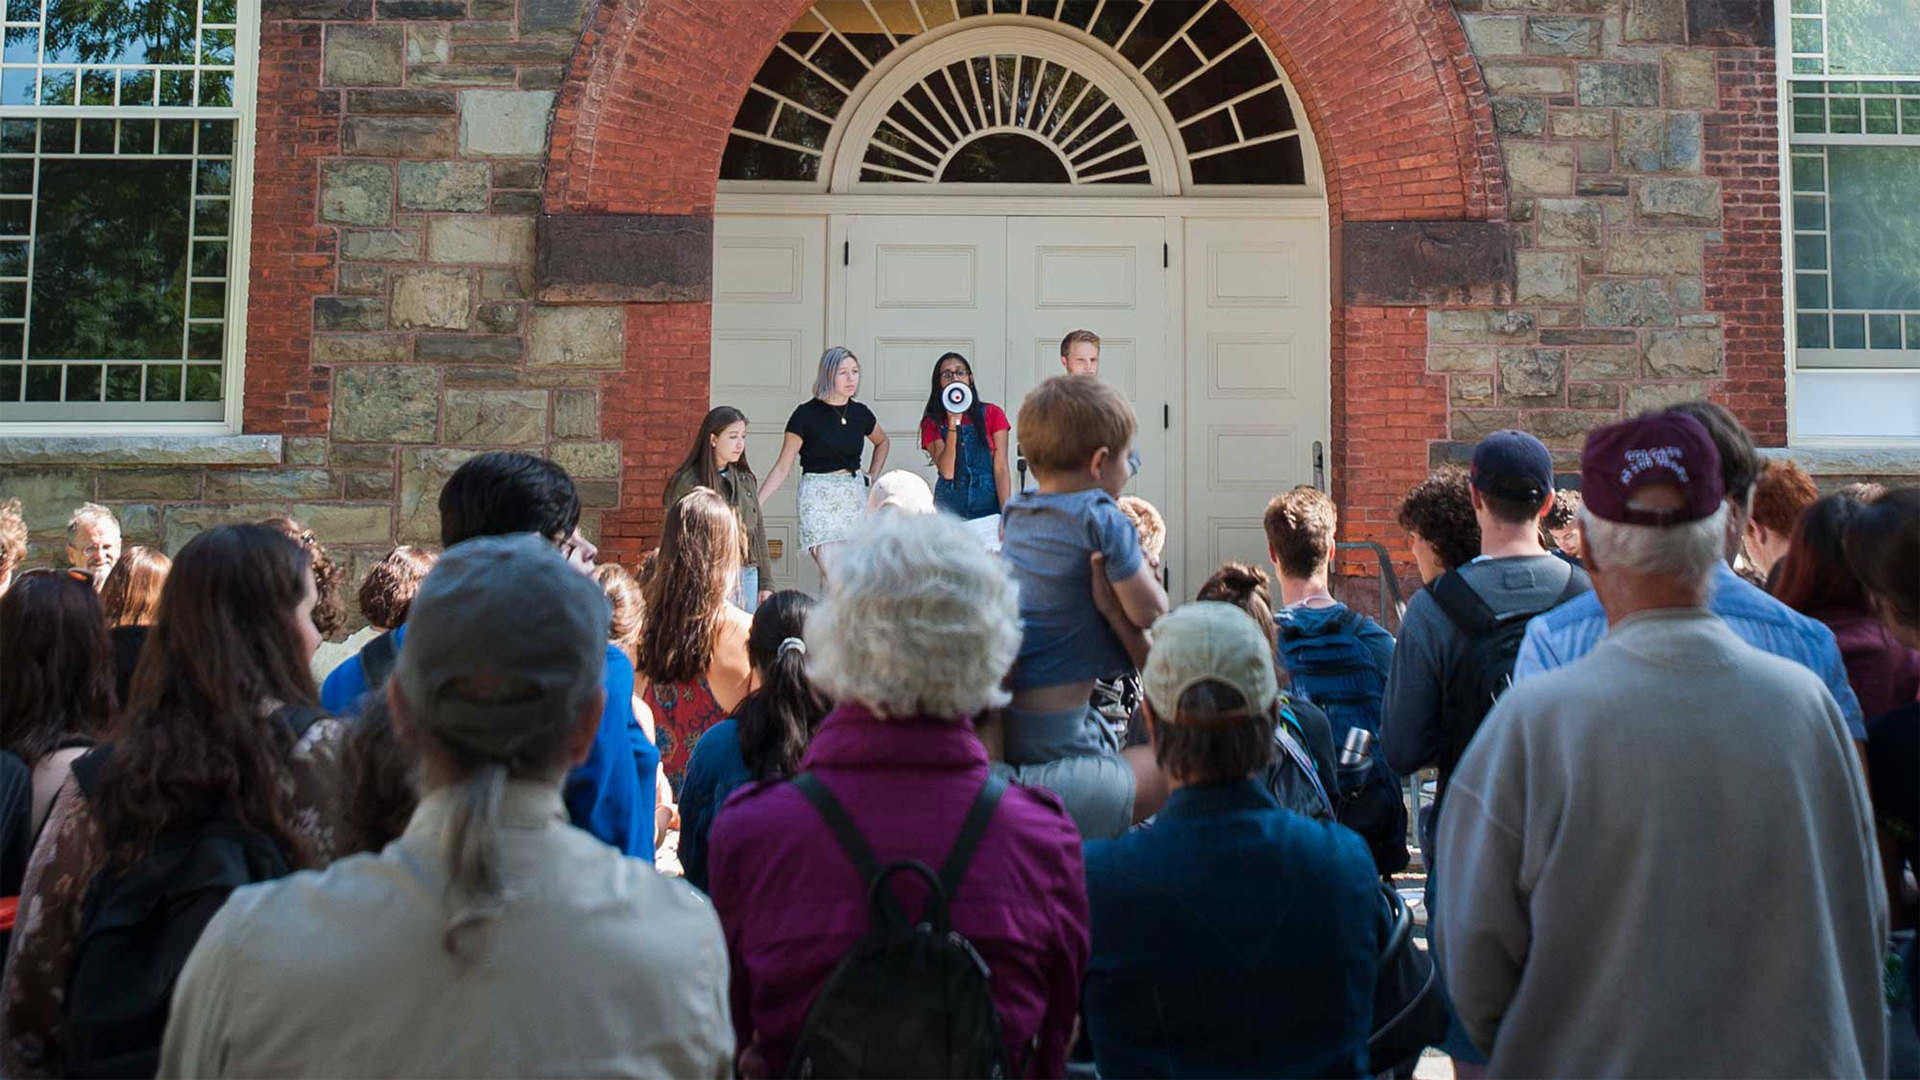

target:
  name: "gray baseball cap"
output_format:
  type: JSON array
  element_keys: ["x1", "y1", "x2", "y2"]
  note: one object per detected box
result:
[{"x1": 393, "y1": 532, "x2": 609, "y2": 758}]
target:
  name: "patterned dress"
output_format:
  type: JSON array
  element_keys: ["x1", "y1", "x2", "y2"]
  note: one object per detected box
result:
[
  {"x1": 0, "y1": 715, "x2": 346, "y2": 1078},
  {"x1": 642, "y1": 679, "x2": 728, "y2": 794}
]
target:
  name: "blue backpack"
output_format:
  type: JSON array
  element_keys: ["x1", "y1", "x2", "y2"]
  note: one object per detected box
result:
[{"x1": 1277, "y1": 607, "x2": 1409, "y2": 876}]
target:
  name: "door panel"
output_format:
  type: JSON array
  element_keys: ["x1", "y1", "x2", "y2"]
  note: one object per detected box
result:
[
  {"x1": 711, "y1": 215, "x2": 827, "y2": 594},
  {"x1": 1182, "y1": 216, "x2": 1329, "y2": 595}
]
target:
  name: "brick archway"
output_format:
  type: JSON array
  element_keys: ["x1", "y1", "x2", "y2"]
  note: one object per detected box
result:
[{"x1": 540, "y1": 0, "x2": 1511, "y2": 571}]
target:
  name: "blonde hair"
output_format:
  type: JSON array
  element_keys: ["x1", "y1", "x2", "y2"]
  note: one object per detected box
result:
[
  {"x1": 593, "y1": 563, "x2": 644, "y2": 665},
  {"x1": 1117, "y1": 496, "x2": 1165, "y2": 560},
  {"x1": 1016, "y1": 375, "x2": 1136, "y2": 477},
  {"x1": 812, "y1": 346, "x2": 858, "y2": 400},
  {"x1": 1060, "y1": 329, "x2": 1100, "y2": 356},
  {"x1": 0, "y1": 497, "x2": 24, "y2": 579},
  {"x1": 807, "y1": 512, "x2": 1019, "y2": 720}
]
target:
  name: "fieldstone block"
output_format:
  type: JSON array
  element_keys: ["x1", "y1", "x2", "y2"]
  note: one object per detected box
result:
[
  {"x1": 1569, "y1": 383, "x2": 1621, "y2": 410},
  {"x1": 1644, "y1": 328, "x2": 1723, "y2": 376},
  {"x1": 528, "y1": 306, "x2": 623, "y2": 367},
  {"x1": 1577, "y1": 141, "x2": 1612, "y2": 174},
  {"x1": 553, "y1": 389, "x2": 598, "y2": 438},
  {"x1": 399, "y1": 448, "x2": 480, "y2": 541},
  {"x1": 377, "y1": 0, "x2": 467, "y2": 16},
  {"x1": 266, "y1": 0, "x2": 369, "y2": 15},
  {"x1": 332, "y1": 445, "x2": 394, "y2": 468},
  {"x1": 1577, "y1": 177, "x2": 1630, "y2": 197},
  {"x1": 1625, "y1": 382, "x2": 1707, "y2": 413},
  {"x1": 320, "y1": 161, "x2": 391, "y2": 226},
  {"x1": 399, "y1": 161, "x2": 490, "y2": 211},
  {"x1": 1463, "y1": 14, "x2": 1524, "y2": 55},
  {"x1": 428, "y1": 215, "x2": 535, "y2": 264},
  {"x1": 1537, "y1": 198, "x2": 1603, "y2": 247},
  {"x1": 98, "y1": 469, "x2": 202, "y2": 500},
  {"x1": 1506, "y1": 143, "x2": 1575, "y2": 195},
  {"x1": 415, "y1": 334, "x2": 522, "y2": 363},
  {"x1": 391, "y1": 269, "x2": 471, "y2": 330},
  {"x1": 452, "y1": 39, "x2": 573, "y2": 63},
  {"x1": 324, "y1": 25, "x2": 403, "y2": 87},
  {"x1": 477, "y1": 302, "x2": 522, "y2": 334},
  {"x1": 407, "y1": 24, "x2": 450, "y2": 63},
  {"x1": 444, "y1": 366, "x2": 523, "y2": 389},
  {"x1": 339, "y1": 265, "x2": 385, "y2": 295},
  {"x1": 521, "y1": 0, "x2": 591, "y2": 34},
  {"x1": 1584, "y1": 279, "x2": 1675, "y2": 326},
  {"x1": 481, "y1": 268, "x2": 530, "y2": 299},
  {"x1": 1577, "y1": 62, "x2": 1659, "y2": 107},
  {"x1": 343, "y1": 229, "x2": 419, "y2": 262},
  {"x1": 1492, "y1": 97, "x2": 1545, "y2": 137},
  {"x1": 472, "y1": 0, "x2": 513, "y2": 18},
  {"x1": 115, "y1": 505, "x2": 160, "y2": 546},
  {"x1": 490, "y1": 191, "x2": 541, "y2": 215},
  {"x1": 444, "y1": 390, "x2": 547, "y2": 445},
  {"x1": 1624, "y1": 0, "x2": 1687, "y2": 42},
  {"x1": 407, "y1": 64, "x2": 516, "y2": 87},
  {"x1": 1482, "y1": 62, "x2": 1570, "y2": 95},
  {"x1": 1430, "y1": 346, "x2": 1497, "y2": 373},
  {"x1": 1453, "y1": 410, "x2": 1519, "y2": 442},
  {"x1": 0, "y1": 471, "x2": 93, "y2": 534},
  {"x1": 576, "y1": 479, "x2": 619, "y2": 508},
  {"x1": 345, "y1": 89, "x2": 458, "y2": 115},
  {"x1": 1664, "y1": 51, "x2": 1717, "y2": 109},
  {"x1": 1633, "y1": 177, "x2": 1720, "y2": 224},
  {"x1": 292, "y1": 503, "x2": 393, "y2": 546},
  {"x1": 1527, "y1": 17, "x2": 1600, "y2": 56},
  {"x1": 344, "y1": 471, "x2": 396, "y2": 500},
  {"x1": 459, "y1": 90, "x2": 555, "y2": 156},
  {"x1": 549, "y1": 441, "x2": 619, "y2": 478},
  {"x1": 1541, "y1": 327, "x2": 1638, "y2": 345},
  {"x1": 1450, "y1": 374, "x2": 1495, "y2": 406},
  {"x1": 1676, "y1": 276, "x2": 1705, "y2": 311},
  {"x1": 494, "y1": 162, "x2": 543, "y2": 189},
  {"x1": 1550, "y1": 109, "x2": 1613, "y2": 140},
  {"x1": 1616, "y1": 111, "x2": 1702, "y2": 173},
  {"x1": 1605, "y1": 231, "x2": 1704, "y2": 275},
  {"x1": 1516, "y1": 251, "x2": 1579, "y2": 304},
  {"x1": 1524, "y1": 410, "x2": 1615, "y2": 446},
  {"x1": 518, "y1": 67, "x2": 566, "y2": 92},
  {"x1": 332, "y1": 366, "x2": 439, "y2": 443},
  {"x1": 1500, "y1": 349, "x2": 1566, "y2": 400},
  {"x1": 314, "y1": 334, "x2": 409, "y2": 364},
  {"x1": 287, "y1": 438, "x2": 328, "y2": 467},
  {"x1": 315, "y1": 297, "x2": 386, "y2": 331},
  {"x1": 162, "y1": 504, "x2": 282, "y2": 556},
  {"x1": 206, "y1": 469, "x2": 341, "y2": 500},
  {"x1": 1428, "y1": 309, "x2": 1537, "y2": 343},
  {"x1": 1569, "y1": 347, "x2": 1637, "y2": 379},
  {"x1": 1688, "y1": 0, "x2": 1773, "y2": 46},
  {"x1": 342, "y1": 116, "x2": 457, "y2": 157}
]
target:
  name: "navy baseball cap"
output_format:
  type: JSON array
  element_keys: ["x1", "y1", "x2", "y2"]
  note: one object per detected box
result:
[
  {"x1": 1471, "y1": 430, "x2": 1554, "y2": 503},
  {"x1": 1581, "y1": 414, "x2": 1724, "y2": 526}
]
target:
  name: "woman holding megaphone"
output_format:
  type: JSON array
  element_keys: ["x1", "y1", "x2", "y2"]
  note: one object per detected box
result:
[{"x1": 920, "y1": 352, "x2": 1012, "y2": 521}]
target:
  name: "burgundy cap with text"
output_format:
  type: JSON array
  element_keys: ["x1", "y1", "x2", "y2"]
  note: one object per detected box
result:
[{"x1": 1580, "y1": 413, "x2": 1725, "y2": 526}]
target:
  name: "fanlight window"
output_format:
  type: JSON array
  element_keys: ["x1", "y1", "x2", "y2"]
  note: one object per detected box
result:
[{"x1": 722, "y1": 0, "x2": 1308, "y2": 190}]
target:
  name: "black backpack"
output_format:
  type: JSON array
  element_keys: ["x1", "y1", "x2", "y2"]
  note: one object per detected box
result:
[
  {"x1": 786, "y1": 771, "x2": 1019, "y2": 1080},
  {"x1": 1429, "y1": 565, "x2": 1588, "y2": 789},
  {"x1": 62, "y1": 704, "x2": 327, "y2": 1080}
]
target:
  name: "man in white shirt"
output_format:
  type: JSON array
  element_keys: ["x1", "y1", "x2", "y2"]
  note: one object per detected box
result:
[{"x1": 161, "y1": 533, "x2": 733, "y2": 1079}]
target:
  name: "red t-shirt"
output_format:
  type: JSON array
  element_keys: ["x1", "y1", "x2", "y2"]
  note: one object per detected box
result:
[{"x1": 920, "y1": 401, "x2": 1010, "y2": 452}]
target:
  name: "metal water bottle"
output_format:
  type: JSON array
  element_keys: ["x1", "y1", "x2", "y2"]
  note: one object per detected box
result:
[{"x1": 1338, "y1": 727, "x2": 1375, "y2": 769}]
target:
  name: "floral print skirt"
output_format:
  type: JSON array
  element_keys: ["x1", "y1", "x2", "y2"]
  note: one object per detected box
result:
[{"x1": 798, "y1": 471, "x2": 866, "y2": 551}]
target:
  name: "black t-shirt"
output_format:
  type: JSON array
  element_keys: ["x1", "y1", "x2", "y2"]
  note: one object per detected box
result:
[{"x1": 785, "y1": 398, "x2": 876, "y2": 474}]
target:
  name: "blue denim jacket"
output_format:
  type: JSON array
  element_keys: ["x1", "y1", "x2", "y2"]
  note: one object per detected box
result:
[{"x1": 1513, "y1": 562, "x2": 1866, "y2": 738}]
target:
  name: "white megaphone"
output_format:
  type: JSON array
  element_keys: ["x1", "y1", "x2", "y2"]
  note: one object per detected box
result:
[{"x1": 942, "y1": 381, "x2": 975, "y2": 414}]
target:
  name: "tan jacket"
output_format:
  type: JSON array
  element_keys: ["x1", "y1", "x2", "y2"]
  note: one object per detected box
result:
[{"x1": 665, "y1": 464, "x2": 774, "y2": 590}]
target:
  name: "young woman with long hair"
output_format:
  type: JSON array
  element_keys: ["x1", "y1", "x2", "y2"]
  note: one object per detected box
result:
[
  {"x1": 0, "y1": 524, "x2": 345, "y2": 1078},
  {"x1": 1773, "y1": 490, "x2": 1920, "y2": 720},
  {"x1": 637, "y1": 488, "x2": 755, "y2": 792},
  {"x1": 98, "y1": 545, "x2": 171, "y2": 703},
  {"x1": 666, "y1": 405, "x2": 775, "y2": 612},
  {"x1": 920, "y1": 351, "x2": 1013, "y2": 521},
  {"x1": 676, "y1": 590, "x2": 831, "y2": 891},
  {"x1": 758, "y1": 346, "x2": 891, "y2": 574},
  {"x1": 0, "y1": 570, "x2": 115, "y2": 836}
]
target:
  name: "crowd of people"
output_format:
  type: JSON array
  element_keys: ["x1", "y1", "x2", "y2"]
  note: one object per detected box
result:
[{"x1": 0, "y1": 330, "x2": 1912, "y2": 1078}]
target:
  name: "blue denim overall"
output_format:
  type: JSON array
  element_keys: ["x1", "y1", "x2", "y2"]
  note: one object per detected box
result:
[{"x1": 933, "y1": 414, "x2": 1000, "y2": 520}]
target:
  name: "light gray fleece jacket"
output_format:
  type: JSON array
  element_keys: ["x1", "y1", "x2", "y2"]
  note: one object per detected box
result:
[{"x1": 1435, "y1": 608, "x2": 1888, "y2": 1079}]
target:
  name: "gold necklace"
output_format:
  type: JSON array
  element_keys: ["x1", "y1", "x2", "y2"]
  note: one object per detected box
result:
[{"x1": 830, "y1": 400, "x2": 848, "y2": 425}]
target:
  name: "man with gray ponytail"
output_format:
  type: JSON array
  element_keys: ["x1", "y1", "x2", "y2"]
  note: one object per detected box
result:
[
  {"x1": 1432, "y1": 415, "x2": 1886, "y2": 1078},
  {"x1": 160, "y1": 534, "x2": 733, "y2": 1079}
]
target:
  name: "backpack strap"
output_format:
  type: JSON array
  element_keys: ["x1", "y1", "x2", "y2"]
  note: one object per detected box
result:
[
  {"x1": 1428, "y1": 569, "x2": 1498, "y2": 637},
  {"x1": 1553, "y1": 564, "x2": 1589, "y2": 606},
  {"x1": 359, "y1": 629, "x2": 399, "y2": 691},
  {"x1": 269, "y1": 703, "x2": 330, "y2": 744},
  {"x1": 936, "y1": 773, "x2": 1006, "y2": 902},
  {"x1": 792, "y1": 772, "x2": 904, "y2": 926},
  {"x1": 69, "y1": 745, "x2": 111, "y2": 802}
]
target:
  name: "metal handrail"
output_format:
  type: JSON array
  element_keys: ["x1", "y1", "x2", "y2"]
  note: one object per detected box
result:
[{"x1": 1335, "y1": 540, "x2": 1406, "y2": 634}]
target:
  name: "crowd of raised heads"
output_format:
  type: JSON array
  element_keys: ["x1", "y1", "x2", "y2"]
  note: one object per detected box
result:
[{"x1": 0, "y1": 371, "x2": 1914, "y2": 1078}]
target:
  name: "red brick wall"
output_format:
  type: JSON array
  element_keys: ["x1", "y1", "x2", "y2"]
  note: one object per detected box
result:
[
  {"x1": 1705, "y1": 49, "x2": 1788, "y2": 448},
  {"x1": 599, "y1": 302, "x2": 713, "y2": 562},
  {"x1": 241, "y1": 20, "x2": 337, "y2": 437},
  {"x1": 1333, "y1": 306, "x2": 1446, "y2": 579}
]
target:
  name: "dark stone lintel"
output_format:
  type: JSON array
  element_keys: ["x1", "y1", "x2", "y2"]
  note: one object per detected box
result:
[
  {"x1": 536, "y1": 213, "x2": 712, "y2": 303},
  {"x1": 1340, "y1": 221, "x2": 1514, "y2": 306}
]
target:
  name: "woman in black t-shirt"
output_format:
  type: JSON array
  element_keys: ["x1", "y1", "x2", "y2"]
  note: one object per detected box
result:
[{"x1": 759, "y1": 346, "x2": 890, "y2": 574}]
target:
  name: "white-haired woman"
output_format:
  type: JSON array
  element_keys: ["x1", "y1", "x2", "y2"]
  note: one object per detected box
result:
[
  {"x1": 706, "y1": 513, "x2": 1089, "y2": 1079},
  {"x1": 758, "y1": 347, "x2": 890, "y2": 575}
]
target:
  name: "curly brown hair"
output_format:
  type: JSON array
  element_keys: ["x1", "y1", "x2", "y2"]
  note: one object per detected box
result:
[
  {"x1": 259, "y1": 516, "x2": 347, "y2": 638},
  {"x1": 0, "y1": 497, "x2": 25, "y2": 581},
  {"x1": 357, "y1": 545, "x2": 437, "y2": 630},
  {"x1": 638, "y1": 488, "x2": 741, "y2": 686},
  {"x1": 339, "y1": 692, "x2": 418, "y2": 856},
  {"x1": 1750, "y1": 459, "x2": 1818, "y2": 535},
  {"x1": 1262, "y1": 486, "x2": 1336, "y2": 579},
  {"x1": 1396, "y1": 469, "x2": 1481, "y2": 573},
  {"x1": 94, "y1": 524, "x2": 321, "y2": 868}
]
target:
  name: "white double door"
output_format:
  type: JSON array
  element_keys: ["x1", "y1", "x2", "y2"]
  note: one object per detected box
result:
[{"x1": 712, "y1": 211, "x2": 1327, "y2": 599}]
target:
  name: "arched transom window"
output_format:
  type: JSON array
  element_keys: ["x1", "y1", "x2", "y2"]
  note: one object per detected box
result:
[{"x1": 721, "y1": 0, "x2": 1315, "y2": 194}]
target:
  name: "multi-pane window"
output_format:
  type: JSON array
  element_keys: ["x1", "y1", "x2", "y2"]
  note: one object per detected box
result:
[
  {"x1": 1785, "y1": 0, "x2": 1920, "y2": 370},
  {"x1": 0, "y1": 0, "x2": 252, "y2": 426}
]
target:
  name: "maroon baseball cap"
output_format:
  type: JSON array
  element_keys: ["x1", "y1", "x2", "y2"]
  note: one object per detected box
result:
[{"x1": 1580, "y1": 413, "x2": 1725, "y2": 526}]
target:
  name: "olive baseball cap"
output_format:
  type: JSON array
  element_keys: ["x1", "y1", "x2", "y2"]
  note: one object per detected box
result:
[
  {"x1": 393, "y1": 532, "x2": 609, "y2": 757},
  {"x1": 1141, "y1": 601, "x2": 1279, "y2": 723}
]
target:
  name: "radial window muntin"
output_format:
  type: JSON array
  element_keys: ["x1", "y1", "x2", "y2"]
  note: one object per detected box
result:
[{"x1": 720, "y1": 0, "x2": 1317, "y2": 194}]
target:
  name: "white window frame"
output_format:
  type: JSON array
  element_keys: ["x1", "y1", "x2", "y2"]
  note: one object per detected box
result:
[
  {"x1": 1776, "y1": 0, "x2": 1920, "y2": 446},
  {"x1": 0, "y1": 0, "x2": 260, "y2": 437}
]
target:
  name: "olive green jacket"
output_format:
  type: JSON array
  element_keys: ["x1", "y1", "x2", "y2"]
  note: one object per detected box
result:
[{"x1": 664, "y1": 464, "x2": 774, "y2": 590}]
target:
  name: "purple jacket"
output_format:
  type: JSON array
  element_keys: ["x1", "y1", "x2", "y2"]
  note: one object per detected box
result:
[
  {"x1": 1818, "y1": 607, "x2": 1920, "y2": 720},
  {"x1": 708, "y1": 704, "x2": 1090, "y2": 1078}
]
